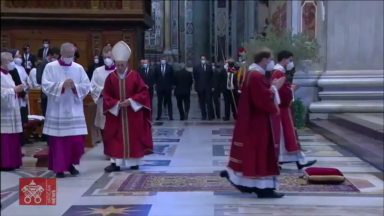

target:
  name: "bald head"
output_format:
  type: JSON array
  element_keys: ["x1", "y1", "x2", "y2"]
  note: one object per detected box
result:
[
  {"x1": 1, "y1": 52, "x2": 13, "y2": 65},
  {"x1": 60, "y1": 42, "x2": 75, "y2": 59}
]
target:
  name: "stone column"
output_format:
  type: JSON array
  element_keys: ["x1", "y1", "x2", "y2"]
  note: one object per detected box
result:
[
  {"x1": 230, "y1": 1, "x2": 237, "y2": 58},
  {"x1": 192, "y1": 0, "x2": 210, "y2": 64},
  {"x1": 163, "y1": 0, "x2": 173, "y2": 60},
  {"x1": 309, "y1": 1, "x2": 384, "y2": 115}
]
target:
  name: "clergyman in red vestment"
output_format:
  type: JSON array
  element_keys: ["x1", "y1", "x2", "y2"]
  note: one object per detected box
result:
[
  {"x1": 220, "y1": 50, "x2": 286, "y2": 198},
  {"x1": 272, "y1": 51, "x2": 316, "y2": 170},
  {"x1": 102, "y1": 41, "x2": 153, "y2": 172}
]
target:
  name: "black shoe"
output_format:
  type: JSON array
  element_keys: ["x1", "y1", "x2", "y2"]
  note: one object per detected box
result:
[
  {"x1": 256, "y1": 189, "x2": 285, "y2": 198},
  {"x1": 55, "y1": 173, "x2": 65, "y2": 178},
  {"x1": 208, "y1": 117, "x2": 214, "y2": 121},
  {"x1": 169, "y1": 117, "x2": 174, "y2": 121},
  {"x1": 130, "y1": 165, "x2": 139, "y2": 170},
  {"x1": 104, "y1": 163, "x2": 121, "y2": 173},
  {"x1": 220, "y1": 170, "x2": 252, "y2": 194},
  {"x1": 156, "y1": 117, "x2": 161, "y2": 121},
  {"x1": 296, "y1": 160, "x2": 317, "y2": 170},
  {"x1": 69, "y1": 165, "x2": 80, "y2": 176},
  {"x1": 216, "y1": 116, "x2": 221, "y2": 119},
  {"x1": 222, "y1": 117, "x2": 230, "y2": 121},
  {"x1": 180, "y1": 117, "x2": 185, "y2": 121},
  {"x1": 1, "y1": 168, "x2": 15, "y2": 172},
  {"x1": 279, "y1": 166, "x2": 282, "y2": 170}
]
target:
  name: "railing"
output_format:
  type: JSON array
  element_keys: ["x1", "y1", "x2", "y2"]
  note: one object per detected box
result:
[{"x1": 4, "y1": 0, "x2": 125, "y2": 10}]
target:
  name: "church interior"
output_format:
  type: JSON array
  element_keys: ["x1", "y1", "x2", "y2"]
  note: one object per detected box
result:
[{"x1": 1, "y1": 0, "x2": 383, "y2": 215}]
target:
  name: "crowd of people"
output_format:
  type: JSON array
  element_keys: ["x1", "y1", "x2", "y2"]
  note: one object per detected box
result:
[{"x1": 1, "y1": 40, "x2": 316, "y2": 199}]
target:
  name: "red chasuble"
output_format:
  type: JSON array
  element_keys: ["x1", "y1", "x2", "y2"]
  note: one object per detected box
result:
[
  {"x1": 271, "y1": 69, "x2": 300, "y2": 153},
  {"x1": 103, "y1": 70, "x2": 153, "y2": 159},
  {"x1": 227, "y1": 70, "x2": 280, "y2": 178}
]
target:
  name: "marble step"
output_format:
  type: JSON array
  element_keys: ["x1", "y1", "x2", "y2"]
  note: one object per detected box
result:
[
  {"x1": 308, "y1": 119, "x2": 384, "y2": 172},
  {"x1": 329, "y1": 113, "x2": 384, "y2": 142}
]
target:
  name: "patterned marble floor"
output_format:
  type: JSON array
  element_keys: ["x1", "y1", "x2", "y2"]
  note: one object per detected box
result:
[{"x1": 1, "y1": 99, "x2": 383, "y2": 215}]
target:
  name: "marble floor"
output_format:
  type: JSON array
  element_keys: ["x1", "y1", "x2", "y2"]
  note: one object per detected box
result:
[{"x1": 1, "y1": 100, "x2": 384, "y2": 216}]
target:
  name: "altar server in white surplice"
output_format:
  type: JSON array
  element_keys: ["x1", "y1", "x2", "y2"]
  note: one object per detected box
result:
[
  {"x1": 42, "y1": 42, "x2": 91, "y2": 178},
  {"x1": 90, "y1": 46, "x2": 116, "y2": 157},
  {"x1": 1, "y1": 52, "x2": 23, "y2": 171}
]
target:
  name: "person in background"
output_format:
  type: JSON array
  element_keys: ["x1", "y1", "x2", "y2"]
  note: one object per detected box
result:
[
  {"x1": 42, "y1": 42, "x2": 91, "y2": 178},
  {"x1": 193, "y1": 55, "x2": 214, "y2": 120},
  {"x1": 222, "y1": 58, "x2": 238, "y2": 121},
  {"x1": 138, "y1": 59, "x2": 155, "y2": 112},
  {"x1": 272, "y1": 50, "x2": 317, "y2": 170},
  {"x1": 87, "y1": 55, "x2": 100, "y2": 80},
  {"x1": 220, "y1": 49, "x2": 286, "y2": 198},
  {"x1": 72, "y1": 43, "x2": 80, "y2": 62},
  {"x1": 29, "y1": 61, "x2": 41, "y2": 89},
  {"x1": 154, "y1": 56, "x2": 174, "y2": 120},
  {"x1": 211, "y1": 62, "x2": 223, "y2": 119},
  {"x1": 1, "y1": 52, "x2": 24, "y2": 171},
  {"x1": 36, "y1": 47, "x2": 61, "y2": 146},
  {"x1": 138, "y1": 59, "x2": 145, "y2": 71},
  {"x1": 102, "y1": 41, "x2": 153, "y2": 172},
  {"x1": 21, "y1": 44, "x2": 36, "y2": 75},
  {"x1": 8, "y1": 49, "x2": 30, "y2": 146},
  {"x1": 37, "y1": 39, "x2": 51, "y2": 61},
  {"x1": 90, "y1": 45, "x2": 116, "y2": 157},
  {"x1": 98, "y1": 43, "x2": 112, "y2": 66},
  {"x1": 174, "y1": 63, "x2": 193, "y2": 120}
]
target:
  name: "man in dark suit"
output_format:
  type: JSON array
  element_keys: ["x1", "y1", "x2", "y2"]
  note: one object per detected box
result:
[
  {"x1": 193, "y1": 55, "x2": 214, "y2": 120},
  {"x1": 37, "y1": 39, "x2": 51, "y2": 61},
  {"x1": 21, "y1": 44, "x2": 36, "y2": 75},
  {"x1": 222, "y1": 59, "x2": 238, "y2": 121},
  {"x1": 154, "y1": 57, "x2": 174, "y2": 120},
  {"x1": 174, "y1": 63, "x2": 193, "y2": 120},
  {"x1": 139, "y1": 59, "x2": 155, "y2": 112},
  {"x1": 87, "y1": 55, "x2": 101, "y2": 80},
  {"x1": 211, "y1": 62, "x2": 224, "y2": 119}
]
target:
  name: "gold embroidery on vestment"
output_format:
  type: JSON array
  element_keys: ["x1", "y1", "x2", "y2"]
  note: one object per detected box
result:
[
  {"x1": 233, "y1": 142, "x2": 243, "y2": 147},
  {"x1": 229, "y1": 157, "x2": 242, "y2": 163}
]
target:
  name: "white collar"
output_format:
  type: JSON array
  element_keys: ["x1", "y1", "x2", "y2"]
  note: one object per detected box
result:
[
  {"x1": 118, "y1": 68, "x2": 128, "y2": 79},
  {"x1": 273, "y1": 64, "x2": 286, "y2": 73},
  {"x1": 248, "y1": 63, "x2": 265, "y2": 75}
]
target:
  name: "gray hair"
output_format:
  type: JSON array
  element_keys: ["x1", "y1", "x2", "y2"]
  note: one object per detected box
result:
[
  {"x1": 60, "y1": 42, "x2": 75, "y2": 53},
  {"x1": 1, "y1": 52, "x2": 12, "y2": 64},
  {"x1": 179, "y1": 62, "x2": 185, "y2": 69}
]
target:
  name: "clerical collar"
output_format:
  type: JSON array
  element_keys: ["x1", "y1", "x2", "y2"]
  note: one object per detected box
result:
[
  {"x1": 248, "y1": 63, "x2": 265, "y2": 75},
  {"x1": 273, "y1": 63, "x2": 285, "y2": 73},
  {"x1": 58, "y1": 59, "x2": 72, "y2": 66},
  {"x1": 105, "y1": 64, "x2": 116, "y2": 71},
  {"x1": 0, "y1": 67, "x2": 8, "y2": 74},
  {"x1": 117, "y1": 68, "x2": 128, "y2": 79}
]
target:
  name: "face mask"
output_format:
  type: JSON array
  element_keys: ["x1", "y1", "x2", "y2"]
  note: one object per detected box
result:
[
  {"x1": 143, "y1": 63, "x2": 148, "y2": 68},
  {"x1": 224, "y1": 63, "x2": 228, "y2": 70},
  {"x1": 43, "y1": 44, "x2": 49, "y2": 48},
  {"x1": 94, "y1": 59, "x2": 99, "y2": 64},
  {"x1": 14, "y1": 58, "x2": 22, "y2": 65},
  {"x1": 63, "y1": 57, "x2": 73, "y2": 64},
  {"x1": 201, "y1": 60, "x2": 206, "y2": 64},
  {"x1": 161, "y1": 60, "x2": 166, "y2": 65},
  {"x1": 7, "y1": 61, "x2": 15, "y2": 70},
  {"x1": 104, "y1": 58, "x2": 113, "y2": 66},
  {"x1": 266, "y1": 60, "x2": 275, "y2": 71},
  {"x1": 212, "y1": 66, "x2": 215, "y2": 70},
  {"x1": 286, "y1": 61, "x2": 294, "y2": 71}
]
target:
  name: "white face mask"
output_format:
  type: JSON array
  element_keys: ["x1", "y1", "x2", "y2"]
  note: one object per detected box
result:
[
  {"x1": 224, "y1": 63, "x2": 228, "y2": 70},
  {"x1": 212, "y1": 66, "x2": 215, "y2": 70},
  {"x1": 286, "y1": 61, "x2": 294, "y2": 71},
  {"x1": 7, "y1": 61, "x2": 15, "y2": 70},
  {"x1": 161, "y1": 60, "x2": 166, "y2": 65},
  {"x1": 201, "y1": 60, "x2": 206, "y2": 64},
  {"x1": 94, "y1": 59, "x2": 99, "y2": 64},
  {"x1": 104, "y1": 58, "x2": 113, "y2": 66},
  {"x1": 266, "y1": 60, "x2": 275, "y2": 71},
  {"x1": 63, "y1": 57, "x2": 73, "y2": 64},
  {"x1": 14, "y1": 58, "x2": 22, "y2": 65},
  {"x1": 43, "y1": 44, "x2": 49, "y2": 48}
]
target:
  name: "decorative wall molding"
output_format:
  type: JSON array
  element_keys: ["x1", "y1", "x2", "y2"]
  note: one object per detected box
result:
[
  {"x1": 184, "y1": 0, "x2": 194, "y2": 67},
  {"x1": 91, "y1": 31, "x2": 102, "y2": 56}
]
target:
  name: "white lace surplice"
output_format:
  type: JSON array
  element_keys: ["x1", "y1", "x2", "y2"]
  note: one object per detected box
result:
[
  {"x1": 1, "y1": 72, "x2": 23, "y2": 134},
  {"x1": 42, "y1": 61, "x2": 91, "y2": 137}
]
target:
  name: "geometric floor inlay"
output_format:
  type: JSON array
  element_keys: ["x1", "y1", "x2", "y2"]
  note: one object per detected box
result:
[{"x1": 62, "y1": 205, "x2": 152, "y2": 216}]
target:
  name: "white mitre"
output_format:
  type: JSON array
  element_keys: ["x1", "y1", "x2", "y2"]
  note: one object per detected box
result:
[{"x1": 112, "y1": 41, "x2": 131, "y2": 62}]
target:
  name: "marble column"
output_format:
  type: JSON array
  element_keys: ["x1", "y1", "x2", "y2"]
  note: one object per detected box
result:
[
  {"x1": 309, "y1": 1, "x2": 384, "y2": 115},
  {"x1": 163, "y1": 0, "x2": 173, "y2": 60},
  {"x1": 192, "y1": 0, "x2": 210, "y2": 65}
]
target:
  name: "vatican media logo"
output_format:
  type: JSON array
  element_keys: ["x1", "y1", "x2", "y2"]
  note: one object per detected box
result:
[{"x1": 19, "y1": 178, "x2": 57, "y2": 205}]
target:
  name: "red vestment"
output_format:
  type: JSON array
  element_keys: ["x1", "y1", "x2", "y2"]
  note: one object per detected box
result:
[
  {"x1": 103, "y1": 70, "x2": 153, "y2": 159},
  {"x1": 271, "y1": 69, "x2": 300, "y2": 153},
  {"x1": 227, "y1": 70, "x2": 280, "y2": 178}
]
